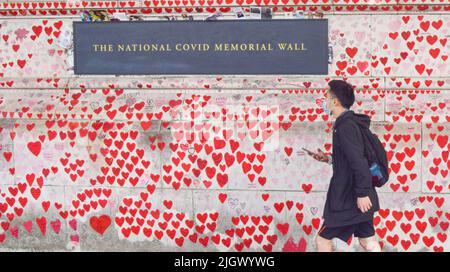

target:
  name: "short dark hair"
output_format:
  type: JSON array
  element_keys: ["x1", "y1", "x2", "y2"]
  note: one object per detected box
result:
[{"x1": 327, "y1": 80, "x2": 355, "y2": 109}]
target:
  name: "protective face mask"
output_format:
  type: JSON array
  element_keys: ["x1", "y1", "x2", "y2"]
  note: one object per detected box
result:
[{"x1": 322, "y1": 99, "x2": 332, "y2": 116}]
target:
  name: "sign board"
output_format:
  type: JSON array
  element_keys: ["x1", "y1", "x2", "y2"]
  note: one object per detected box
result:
[{"x1": 73, "y1": 19, "x2": 329, "y2": 75}]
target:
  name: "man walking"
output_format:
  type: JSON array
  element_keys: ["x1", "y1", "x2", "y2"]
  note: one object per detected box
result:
[{"x1": 310, "y1": 80, "x2": 381, "y2": 252}]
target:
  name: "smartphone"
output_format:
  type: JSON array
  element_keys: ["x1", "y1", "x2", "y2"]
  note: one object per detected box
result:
[{"x1": 302, "y1": 147, "x2": 317, "y2": 157}]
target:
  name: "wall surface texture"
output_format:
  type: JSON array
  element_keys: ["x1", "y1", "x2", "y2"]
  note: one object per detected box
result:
[{"x1": 1, "y1": 0, "x2": 450, "y2": 252}]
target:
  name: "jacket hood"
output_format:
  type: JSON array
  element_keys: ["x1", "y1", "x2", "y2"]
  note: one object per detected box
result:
[
  {"x1": 335, "y1": 110, "x2": 371, "y2": 129},
  {"x1": 350, "y1": 111, "x2": 371, "y2": 129}
]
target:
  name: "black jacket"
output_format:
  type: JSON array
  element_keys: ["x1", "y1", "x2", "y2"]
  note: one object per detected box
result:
[{"x1": 322, "y1": 110, "x2": 380, "y2": 227}]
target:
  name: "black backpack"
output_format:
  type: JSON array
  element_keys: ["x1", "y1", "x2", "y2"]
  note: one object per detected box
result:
[{"x1": 352, "y1": 121, "x2": 390, "y2": 188}]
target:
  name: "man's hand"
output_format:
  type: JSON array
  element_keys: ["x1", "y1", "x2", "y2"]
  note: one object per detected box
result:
[
  {"x1": 312, "y1": 148, "x2": 329, "y2": 163},
  {"x1": 357, "y1": 196, "x2": 372, "y2": 213}
]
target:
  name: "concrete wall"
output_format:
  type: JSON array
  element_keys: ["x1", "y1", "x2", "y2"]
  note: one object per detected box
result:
[{"x1": 0, "y1": 0, "x2": 450, "y2": 251}]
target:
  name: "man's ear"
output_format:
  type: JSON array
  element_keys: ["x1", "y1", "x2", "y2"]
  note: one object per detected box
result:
[
  {"x1": 333, "y1": 98, "x2": 339, "y2": 107},
  {"x1": 335, "y1": 97, "x2": 343, "y2": 108}
]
